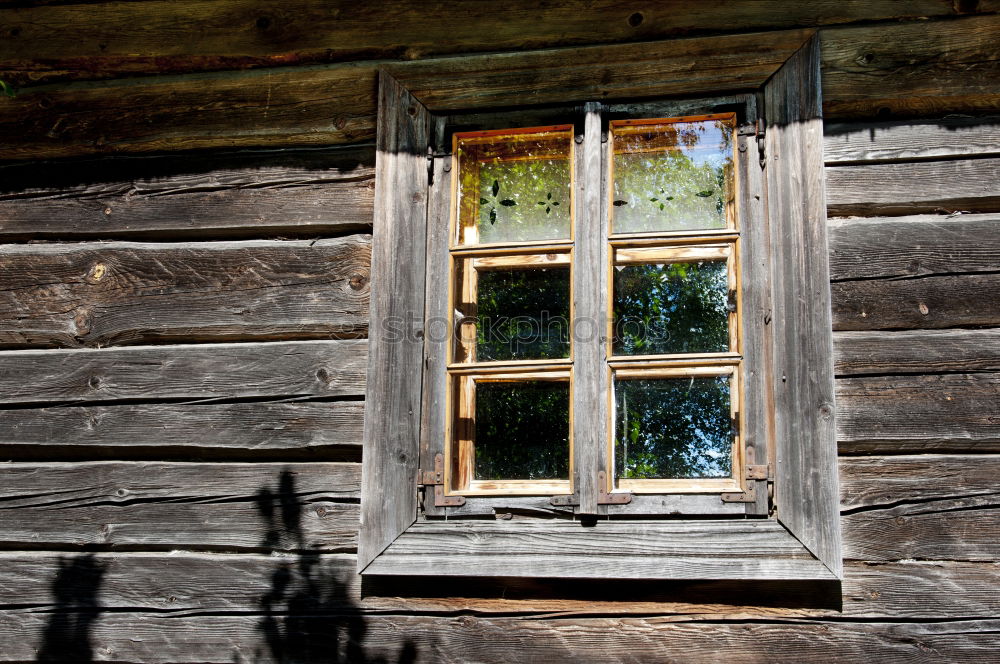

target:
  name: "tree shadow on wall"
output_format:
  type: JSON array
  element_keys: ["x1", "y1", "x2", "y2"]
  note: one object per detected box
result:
[
  {"x1": 36, "y1": 554, "x2": 106, "y2": 663},
  {"x1": 254, "y1": 470, "x2": 417, "y2": 664}
]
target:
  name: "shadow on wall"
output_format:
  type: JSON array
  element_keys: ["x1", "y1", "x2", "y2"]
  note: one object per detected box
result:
[
  {"x1": 36, "y1": 555, "x2": 106, "y2": 663},
  {"x1": 254, "y1": 469, "x2": 417, "y2": 664}
]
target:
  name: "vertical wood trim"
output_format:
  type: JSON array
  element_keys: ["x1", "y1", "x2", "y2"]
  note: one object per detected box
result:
[
  {"x1": 763, "y1": 36, "x2": 842, "y2": 578},
  {"x1": 572, "y1": 102, "x2": 606, "y2": 516},
  {"x1": 359, "y1": 72, "x2": 431, "y2": 572}
]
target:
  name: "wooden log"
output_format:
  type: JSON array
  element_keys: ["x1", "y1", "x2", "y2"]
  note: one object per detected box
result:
[
  {"x1": 834, "y1": 329, "x2": 1000, "y2": 375},
  {"x1": 831, "y1": 272, "x2": 1000, "y2": 330},
  {"x1": 0, "y1": 146, "x2": 375, "y2": 240},
  {"x1": 828, "y1": 213, "x2": 1000, "y2": 281},
  {"x1": 840, "y1": 454, "x2": 999, "y2": 510},
  {"x1": 1, "y1": 1, "x2": 981, "y2": 85},
  {"x1": 836, "y1": 373, "x2": 1000, "y2": 453},
  {"x1": 0, "y1": 612, "x2": 995, "y2": 663},
  {"x1": 0, "y1": 237, "x2": 371, "y2": 348},
  {"x1": 0, "y1": 401, "x2": 364, "y2": 457},
  {"x1": 0, "y1": 462, "x2": 360, "y2": 552},
  {"x1": 826, "y1": 158, "x2": 1000, "y2": 217},
  {"x1": 824, "y1": 117, "x2": 1000, "y2": 164},
  {"x1": 0, "y1": 340, "x2": 367, "y2": 405},
  {"x1": 3, "y1": 552, "x2": 999, "y2": 620},
  {"x1": 822, "y1": 14, "x2": 1000, "y2": 119}
]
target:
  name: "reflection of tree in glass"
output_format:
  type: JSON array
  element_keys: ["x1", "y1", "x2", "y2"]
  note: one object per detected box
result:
[
  {"x1": 615, "y1": 377, "x2": 732, "y2": 479},
  {"x1": 476, "y1": 267, "x2": 570, "y2": 362},
  {"x1": 472, "y1": 158, "x2": 571, "y2": 243},
  {"x1": 614, "y1": 260, "x2": 728, "y2": 356},
  {"x1": 612, "y1": 120, "x2": 733, "y2": 233},
  {"x1": 475, "y1": 381, "x2": 570, "y2": 480}
]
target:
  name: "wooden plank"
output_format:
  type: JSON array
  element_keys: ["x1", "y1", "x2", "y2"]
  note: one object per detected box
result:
[
  {"x1": 840, "y1": 454, "x2": 999, "y2": 510},
  {"x1": 835, "y1": 328, "x2": 1000, "y2": 375},
  {"x1": 828, "y1": 213, "x2": 1000, "y2": 281},
  {"x1": 826, "y1": 158, "x2": 1000, "y2": 217},
  {"x1": 0, "y1": 401, "x2": 364, "y2": 456},
  {"x1": 0, "y1": 146, "x2": 375, "y2": 240},
  {"x1": 822, "y1": 15, "x2": 1000, "y2": 119},
  {"x1": 0, "y1": 340, "x2": 367, "y2": 405},
  {"x1": 0, "y1": 237, "x2": 370, "y2": 348},
  {"x1": 831, "y1": 272, "x2": 1000, "y2": 330},
  {"x1": 844, "y1": 502, "x2": 1000, "y2": 561},
  {"x1": 3, "y1": 1, "x2": 976, "y2": 85},
  {"x1": 4, "y1": 554, "x2": 1000, "y2": 619},
  {"x1": 824, "y1": 117, "x2": 1000, "y2": 164},
  {"x1": 358, "y1": 73, "x2": 429, "y2": 571},
  {"x1": 763, "y1": 36, "x2": 841, "y2": 578},
  {"x1": 0, "y1": 613, "x2": 996, "y2": 663},
  {"x1": 836, "y1": 373, "x2": 1000, "y2": 453},
  {"x1": 0, "y1": 462, "x2": 360, "y2": 552}
]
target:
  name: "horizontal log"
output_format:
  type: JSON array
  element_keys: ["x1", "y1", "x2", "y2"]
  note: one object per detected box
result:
[
  {"x1": 822, "y1": 15, "x2": 1000, "y2": 119},
  {"x1": 0, "y1": 146, "x2": 375, "y2": 240},
  {"x1": 826, "y1": 158, "x2": 1000, "y2": 217},
  {"x1": 824, "y1": 117, "x2": 1000, "y2": 164},
  {"x1": 836, "y1": 373, "x2": 1000, "y2": 453},
  {"x1": 0, "y1": 237, "x2": 371, "y2": 348},
  {"x1": 3, "y1": 553, "x2": 998, "y2": 620},
  {"x1": 0, "y1": 401, "x2": 364, "y2": 457},
  {"x1": 831, "y1": 272, "x2": 1000, "y2": 331},
  {"x1": 0, "y1": 613, "x2": 995, "y2": 663},
  {"x1": 0, "y1": 462, "x2": 360, "y2": 552},
  {"x1": 839, "y1": 454, "x2": 999, "y2": 511},
  {"x1": 834, "y1": 328, "x2": 1000, "y2": 375},
  {"x1": 0, "y1": 340, "x2": 367, "y2": 405},
  {"x1": 828, "y1": 213, "x2": 1000, "y2": 281},
  {"x1": 843, "y1": 503, "x2": 1000, "y2": 561},
  {"x1": 1, "y1": 1, "x2": 982, "y2": 85}
]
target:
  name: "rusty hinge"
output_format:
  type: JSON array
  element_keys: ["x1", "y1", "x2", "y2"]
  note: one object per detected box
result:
[
  {"x1": 549, "y1": 471, "x2": 632, "y2": 506},
  {"x1": 721, "y1": 482, "x2": 757, "y2": 503},
  {"x1": 745, "y1": 463, "x2": 772, "y2": 481},
  {"x1": 721, "y1": 463, "x2": 772, "y2": 502},
  {"x1": 418, "y1": 453, "x2": 466, "y2": 507},
  {"x1": 756, "y1": 116, "x2": 766, "y2": 168}
]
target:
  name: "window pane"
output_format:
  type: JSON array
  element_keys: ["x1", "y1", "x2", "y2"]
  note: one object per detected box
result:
[
  {"x1": 611, "y1": 117, "x2": 734, "y2": 234},
  {"x1": 474, "y1": 380, "x2": 570, "y2": 480},
  {"x1": 613, "y1": 260, "x2": 729, "y2": 356},
  {"x1": 455, "y1": 127, "x2": 573, "y2": 245},
  {"x1": 461, "y1": 265, "x2": 570, "y2": 362},
  {"x1": 614, "y1": 376, "x2": 732, "y2": 480}
]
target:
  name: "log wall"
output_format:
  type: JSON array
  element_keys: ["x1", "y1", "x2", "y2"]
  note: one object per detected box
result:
[{"x1": 0, "y1": 4, "x2": 998, "y2": 662}]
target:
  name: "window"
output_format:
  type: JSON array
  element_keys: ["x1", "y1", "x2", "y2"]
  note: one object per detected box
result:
[{"x1": 360, "y1": 33, "x2": 841, "y2": 581}]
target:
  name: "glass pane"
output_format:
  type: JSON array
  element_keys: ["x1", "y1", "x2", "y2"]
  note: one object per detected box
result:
[
  {"x1": 613, "y1": 260, "x2": 729, "y2": 356},
  {"x1": 455, "y1": 127, "x2": 573, "y2": 245},
  {"x1": 611, "y1": 116, "x2": 734, "y2": 234},
  {"x1": 614, "y1": 376, "x2": 732, "y2": 480},
  {"x1": 460, "y1": 265, "x2": 570, "y2": 362},
  {"x1": 474, "y1": 380, "x2": 570, "y2": 481}
]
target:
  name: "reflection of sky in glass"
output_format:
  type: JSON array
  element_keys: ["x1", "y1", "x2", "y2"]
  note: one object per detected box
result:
[
  {"x1": 475, "y1": 380, "x2": 570, "y2": 480},
  {"x1": 611, "y1": 118, "x2": 734, "y2": 234},
  {"x1": 614, "y1": 376, "x2": 732, "y2": 480},
  {"x1": 455, "y1": 128, "x2": 572, "y2": 244}
]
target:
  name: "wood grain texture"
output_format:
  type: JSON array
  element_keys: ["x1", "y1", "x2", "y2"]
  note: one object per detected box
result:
[
  {"x1": 834, "y1": 328, "x2": 1000, "y2": 375},
  {"x1": 0, "y1": 146, "x2": 375, "y2": 240},
  {"x1": 4, "y1": 1, "x2": 975, "y2": 85},
  {"x1": 763, "y1": 36, "x2": 841, "y2": 578},
  {"x1": 0, "y1": 340, "x2": 367, "y2": 405},
  {"x1": 3, "y1": 552, "x2": 998, "y2": 619},
  {"x1": 840, "y1": 454, "x2": 999, "y2": 510},
  {"x1": 358, "y1": 73, "x2": 429, "y2": 572},
  {"x1": 822, "y1": 15, "x2": 1000, "y2": 119},
  {"x1": 0, "y1": 401, "x2": 364, "y2": 456},
  {"x1": 824, "y1": 117, "x2": 1000, "y2": 164},
  {"x1": 0, "y1": 462, "x2": 360, "y2": 551},
  {"x1": 826, "y1": 158, "x2": 1000, "y2": 217},
  {"x1": 0, "y1": 613, "x2": 996, "y2": 663},
  {"x1": 836, "y1": 373, "x2": 1000, "y2": 453},
  {"x1": 0, "y1": 237, "x2": 370, "y2": 348}
]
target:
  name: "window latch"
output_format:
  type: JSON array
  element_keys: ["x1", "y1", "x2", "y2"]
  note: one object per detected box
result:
[{"x1": 418, "y1": 453, "x2": 466, "y2": 507}]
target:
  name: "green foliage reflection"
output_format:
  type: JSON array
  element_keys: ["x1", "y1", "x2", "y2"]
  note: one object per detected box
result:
[
  {"x1": 613, "y1": 260, "x2": 729, "y2": 355},
  {"x1": 476, "y1": 267, "x2": 570, "y2": 361},
  {"x1": 475, "y1": 381, "x2": 570, "y2": 480},
  {"x1": 615, "y1": 377, "x2": 732, "y2": 479}
]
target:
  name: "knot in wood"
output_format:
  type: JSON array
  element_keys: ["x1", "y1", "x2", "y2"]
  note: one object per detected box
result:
[
  {"x1": 627, "y1": 12, "x2": 644, "y2": 27},
  {"x1": 88, "y1": 263, "x2": 107, "y2": 282},
  {"x1": 315, "y1": 367, "x2": 331, "y2": 384},
  {"x1": 349, "y1": 273, "x2": 368, "y2": 290}
]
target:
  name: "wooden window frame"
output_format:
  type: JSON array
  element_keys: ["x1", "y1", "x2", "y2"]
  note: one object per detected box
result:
[{"x1": 360, "y1": 32, "x2": 841, "y2": 581}]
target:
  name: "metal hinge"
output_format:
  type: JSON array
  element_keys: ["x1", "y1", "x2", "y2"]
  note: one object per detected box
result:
[
  {"x1": 756, "y1": 116, "x2": 766, "y2": 168},
  {"x1": 418, "y1": 453, "x2": 466, "y2": 507},
  {"x1": 720, "y1": 463, "x2": 772, "y2": 503},
  {"x1": 550, "y1": 471, "x2": 632, "y2": 507}
]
